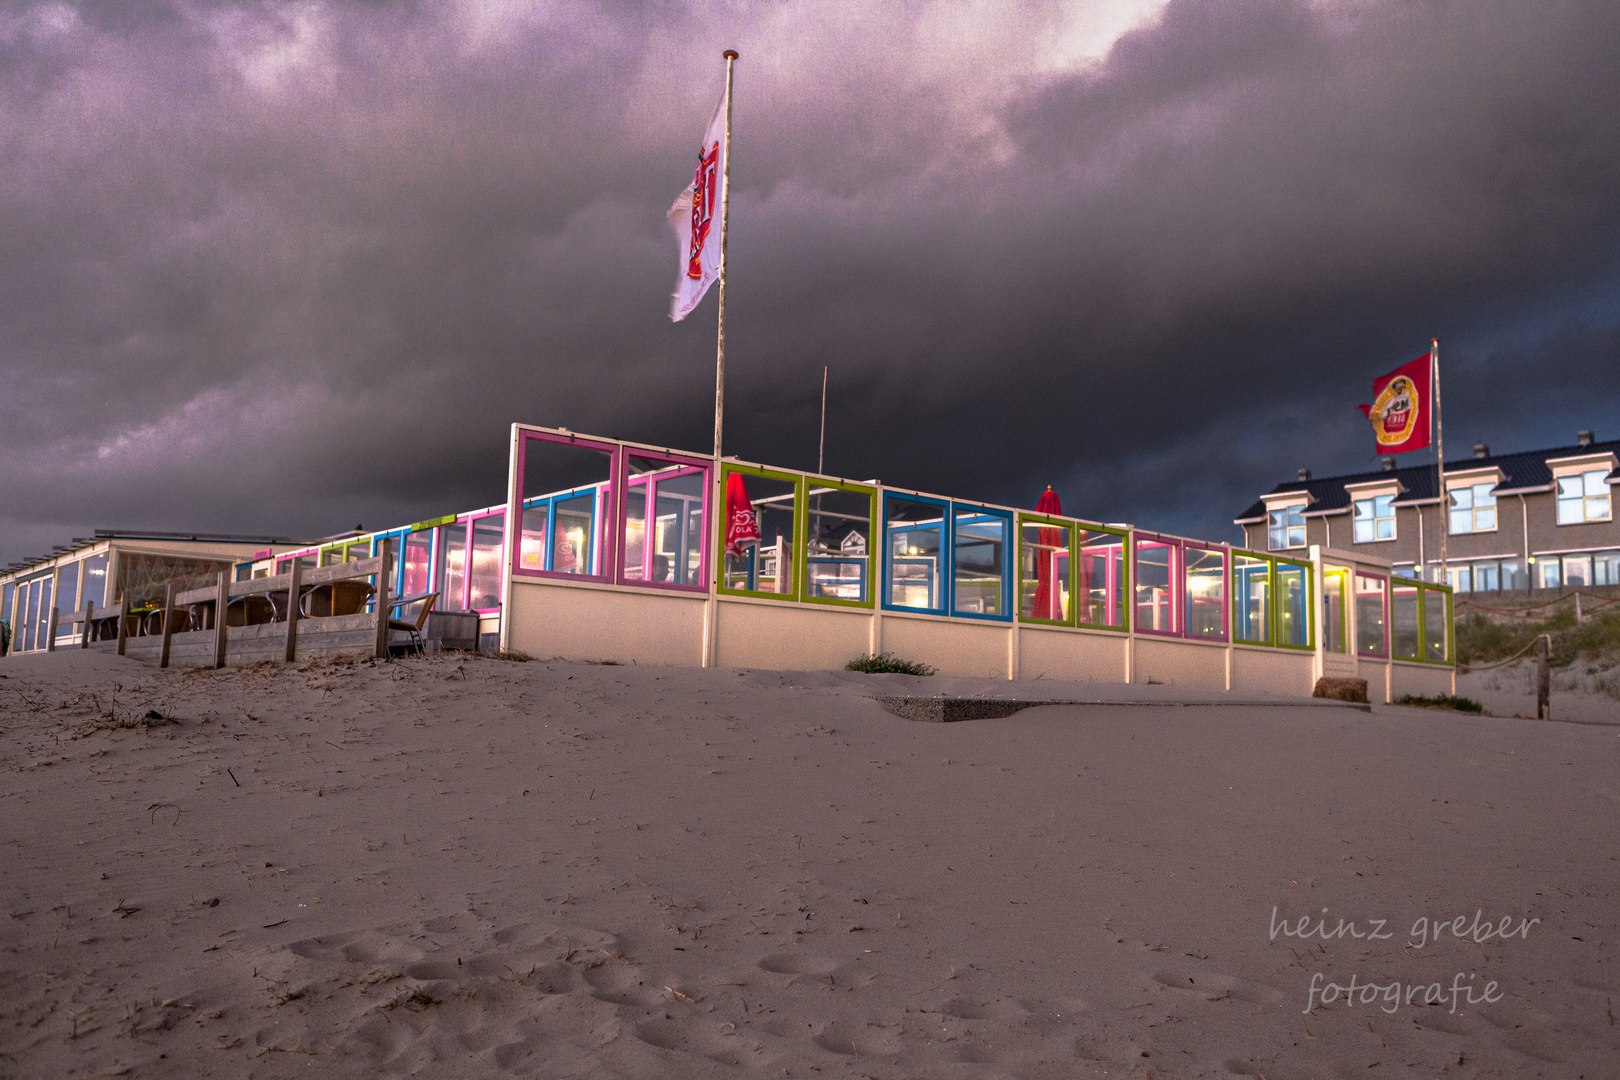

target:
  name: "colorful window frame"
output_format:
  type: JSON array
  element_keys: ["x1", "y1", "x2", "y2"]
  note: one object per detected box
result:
[
  {"x1": 1322, "y1": 567, "x2": 1349, "y2": 654},
  {"x1": 1354, "y1": 572, "x2": 1388, "y2": 658},
  {"x1": 718, "y1": 463, "x2": 805, "y2": 601},
  {"x1": 802, "y1": 477, "x2": 876, "y2": 609},
  {"x1": 1074, "y1": 524, "x2": 1128, "y2": 630},
  {"x1": 1132, "y1": 533, "x2": 1181, "y2": 636},
  {"x1": 512, "y1": 431, "x2": 619, "y2": 585},
  {"x1": 616, "y1": 449, "x2": 712, "y2": 593},
  {"x1": 1230, "y1": 551, "x2": 1313, "y2": 649},
  {"x1": 1017, "y1": 512, "x2": 1072, "y2": 626},
  {"x1": 950, "y1": 504, "x2": 1013, "y2": 620},
  {"x1": 1129, "y1": 535, "x2": 1227, "y2": 641},
  {"x1": 883, "y1": 492, "x2": 949, "y2": 615}
]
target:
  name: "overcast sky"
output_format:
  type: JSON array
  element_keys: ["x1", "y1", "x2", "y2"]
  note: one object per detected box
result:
[{"x1": 3, "y1": 0, "x2": 1618, "y2": 565}]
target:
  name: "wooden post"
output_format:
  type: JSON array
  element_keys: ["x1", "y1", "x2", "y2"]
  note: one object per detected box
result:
[
  {"x1": 212, "y1": 571, "x2": 229, "y2": 669},
  {"x1": 284, "y1": 557, "x2": 302, "y2": 663},
  {"x1": 159, "y1": 580, "x2": 177, "y2": 669},
  {"x1": 1536, "y1": 633, "x2": 1550, "y2": 720},
  {"x1": 374, "y1": 538, "x2": 393, "y2": 659},
  {"x1": 116, "y1": 595, "x2": 129, "y2": 656},
  {"x1": 81, "y1": 601, "x2": 92, "y2": 648},
  {"x1": 45, "y1": 606, "x2": 58, "y2": 652}
]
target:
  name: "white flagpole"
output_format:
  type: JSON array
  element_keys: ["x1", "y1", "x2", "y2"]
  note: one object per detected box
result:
[
  {"x1": 1432, "y1": 337, "x2": 1445, "y2": 586},
  {"x1": 703, "y1": 49, "x2": 737, "y2": 669},
  {"x1": 818, "y1": 365, "x2": 828, "y2": 474}
]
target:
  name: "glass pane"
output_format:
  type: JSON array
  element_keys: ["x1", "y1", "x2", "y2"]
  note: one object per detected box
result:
[
  {"x1": 1233, "y1": 555, "x2": 1270, "y2": 643},
  {"x1": 439, "y1": 524, "x2": 468, "y2": 611},
  {"x1": 806, "y1": 487, "x2": 872, "y2": 603},
  {"x1": 1355, "y1": 573, "x2": 1386, "y2": 656},
  {"x1": 1184, "y1": 546, "x2": 1225, "y2": 639},
  {"x1": 1391, "y1": 582, "x2": 1419, "y2": 659},
  {"x1": 885, "y1": 496, "x2": 945, "y2": 611},
  {"x1": 1276, "y1": 564, "x2": 1308, "y2": 647},
  {"x1": 621, "y1": 485, "x2": 648, "y2": 581},
  {"x1": 623, "y1": 455, "x2": 709, "y2": 587},
  {"x1": 1020, "y1": 519, "x2": 1071, "y2": 622},
  {"x1": 521, "y1": 436, "x2": 612, "y2": 577},
  {"x1": 1538, "y1": 559, "x2": 1560, "y2": 588},
  {"x1": 21, "y1": 582, "x2": 36, "y2": 650},
  {"x1": 655, "y1": 471, "x2": 706, "y2": 586},
  {"x1": 34, "y1": 580, "x2": 52, "y2": 648},
  {"x1": 1133, "y1": 538, "x2": 1176, "y2": 633},
  {"x1": 953, "y1": 509, "x2": 1007, "y2": 617},
  {"x1": 83, "y1": 553, "x2": 109, "y2": 612},
  {"x1": 469, "y1": 514, "x2": 505, "y2": 610},
  {"x1": 1562, "y1": 555, "x2": 1591, "y2": 588},
  {"x1": 56, "y1": 563, "x2": 79, "y2": 616},
  {"x1": 723, "y1": 472, "x2": 798, "y2": 596},
  {"x1": 1323, "y1": 570, "x2": 1346, "y2": 653},
  {"x1": 1423, "y1": 590, "x2": 1448, "y2": 661},
  {"x1": 403, "y1": 531, "x2": 432, "y2": 597},
  {"x1": 1075, "y1": 529, "x2": 1126, "y2": 628}
]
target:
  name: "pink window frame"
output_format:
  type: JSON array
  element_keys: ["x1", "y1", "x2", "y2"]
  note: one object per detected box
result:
[
  {"x1": 614, "y1": 449, "x2": 713, "y2": 593},
  {"x1": 466, "y1": 511, "x2": 507, "y2": 614},
  {"x1": 511, "y1": 430, "x2": 620, "y2": 584},
  {"x1": 1132, "y1": 532, "x2": 1182, "y2": 637}
]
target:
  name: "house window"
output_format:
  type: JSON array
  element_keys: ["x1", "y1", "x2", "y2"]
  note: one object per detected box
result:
[
  {"x1": 1267, "y1": 504, "x2": 1306, "y2": 550},
  {"x1": 1353, "y1": 494, "x2": 1396, "y2": 542},
  {"x1": 1448, "y1": 482, "x2": 1497, "y2": 534},
  {"x1": 1556, "y1": 469, "x2": 1611, "y2": 524}
]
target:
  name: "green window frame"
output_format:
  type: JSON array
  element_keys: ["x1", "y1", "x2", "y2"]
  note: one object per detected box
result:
[
  {"x1": 1274, "y1": 558, "x2": 1313, "y2": 650},
  {"x1": 1419, "y1": 583, "x2": 1452, "y2": 664},
  {"x1": 1074, "y1": 523, "x2": 1129, "y2": 631},
  {"x1": 1231, "y1": 551, "x2": 1314, "y2": 650},
  {"x1": 801, "y1": 476, "x2": 877, "y2": 609},
  {"x1": 718, "y1": 463, "x2": 806, "y2": 602},
  {"x1": 1016, "y1": 512, "x2": 1073, "y2": 626}
]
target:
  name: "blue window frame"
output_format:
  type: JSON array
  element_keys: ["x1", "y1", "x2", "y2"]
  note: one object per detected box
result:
[
  {"x1": 882, "y1": 493, "x2": 1013, "y2": 621},
  {"x1": 884, "y1": 493, "x2": 947, "y2": 614}
]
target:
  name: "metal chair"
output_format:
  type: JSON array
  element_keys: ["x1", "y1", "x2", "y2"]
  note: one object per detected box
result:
[{"x1": 387, "y1": 592, "x2": 439, "y2": 655}]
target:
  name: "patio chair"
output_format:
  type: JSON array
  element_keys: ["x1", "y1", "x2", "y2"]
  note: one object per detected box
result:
[{"x1": 387, "y1": 591, "x2": 438, "y2": 656}]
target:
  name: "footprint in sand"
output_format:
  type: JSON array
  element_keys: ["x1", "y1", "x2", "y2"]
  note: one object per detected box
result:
[
  {"x1": 757, "y1": 952, "x2": 840, "y2": 976},
  {"x1": 1149, "y1": 968, "x2": 1283, "y2": 1005}
]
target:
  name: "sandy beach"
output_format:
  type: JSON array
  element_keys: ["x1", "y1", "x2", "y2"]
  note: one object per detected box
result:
[{"x1": 2, "y1": 650, "x2": 1617, "y2": 1079}]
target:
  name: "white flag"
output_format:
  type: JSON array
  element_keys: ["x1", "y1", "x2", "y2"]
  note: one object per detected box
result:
[{"x1": 668, "y1": 85, "x2": 728, "y2": 321}]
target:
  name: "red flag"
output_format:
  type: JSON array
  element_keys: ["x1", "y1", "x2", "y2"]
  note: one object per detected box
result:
[
  {"x1": 725, "y1": 472, "x2": 761, "y2": 555},
  {"x1": 1358, "y1": 354, "x2": 1431, "y2": 455}
]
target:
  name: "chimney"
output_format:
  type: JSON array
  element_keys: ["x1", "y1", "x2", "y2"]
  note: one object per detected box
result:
[
  {"x1": 1577, "y1": 429, "x2": 1594, "y2": 447},
  {"x1": 1381, "y1": 456, "x2": 1396, "y2": 472},
  {"x1": 1297, "y1": 468, "x2": 1311, "y2": 482},
  {"x1": 1473, "y1": 443, "x2": 1489, "y2": 459}
]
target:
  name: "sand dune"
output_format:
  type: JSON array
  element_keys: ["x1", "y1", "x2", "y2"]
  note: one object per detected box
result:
[{"x1": 1, "y1": 650, "x2": 1616, "y2": 1078}]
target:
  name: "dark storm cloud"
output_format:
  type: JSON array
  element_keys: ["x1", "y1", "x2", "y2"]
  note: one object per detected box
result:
[{"x1": 2, "y1": 0, "x2": 1618, "y2": 564}]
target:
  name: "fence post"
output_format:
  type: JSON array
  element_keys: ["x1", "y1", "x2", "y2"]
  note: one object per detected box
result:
[
  {"x1": 159, "y1": 580, "x2": 177, "y2": 669},
  {"x1": 46, "y1": 606, "x2": 58, "y2": 652},
  {"x1": 374, "y1": 538, "x2": 393, "y2": 660},
  {"x1": 116, "y1": 595, "x2": 129, "y2": 656},
  {"x1": 1536, "y1": 633, "x2": 1550, "y2": 721},
  {"x1": 81, "y1": 601, "x2": 93, "y2": 648},
  {"x1": 284, "y1": 557, "x2": 302, "y2": 663},
  {"x1": 212, "y1": 571, "x2": 229, "y2": 669}
]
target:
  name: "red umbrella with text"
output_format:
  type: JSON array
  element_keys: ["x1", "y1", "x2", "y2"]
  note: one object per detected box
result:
[
  {"x1": 1030, "y1": 486, "x2": 1064, "y2": 620},
  {"x1": 725, "y1": 472, "x2": 761, "y2": 556}
]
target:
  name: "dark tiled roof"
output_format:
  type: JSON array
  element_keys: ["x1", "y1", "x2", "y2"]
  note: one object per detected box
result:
[{"x1": 1235, "y1": 438, "x2": 1620, "y2": 522}]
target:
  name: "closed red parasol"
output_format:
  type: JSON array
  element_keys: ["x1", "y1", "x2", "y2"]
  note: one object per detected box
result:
[
  {"x1": 1031, "y1": 487, "x2": 1064, "y2": 620},
  {"x1": 725, "y1": 472, "x2": 761, "y2": 555}
]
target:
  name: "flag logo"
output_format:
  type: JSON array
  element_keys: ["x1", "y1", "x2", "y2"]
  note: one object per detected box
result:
[
  {"x1": 688, "y1": 142, "x2": 719, "y2": 280},
  {"x1": 1357, "y1": 353, "x2": 1431, "y2": 455},
  {"x1": 1367, "y1": 376, "x2": 1418, "y2": 447}
]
